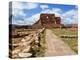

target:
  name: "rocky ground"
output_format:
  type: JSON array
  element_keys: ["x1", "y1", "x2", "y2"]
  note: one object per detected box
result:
[{"x1": 9, "y1": 28, "x2": 45, "y2": 58}]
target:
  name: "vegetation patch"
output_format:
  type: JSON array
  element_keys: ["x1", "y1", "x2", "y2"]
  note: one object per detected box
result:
[
  {"x1": 52, "y1": 28, "x2": 78, "y2": 53},
  {"x1": 62, "y1": 38, "x2": 78, "y2": 53},
  {"x1": 31, "y1": 29, "x2": 46, "y2": 57}
]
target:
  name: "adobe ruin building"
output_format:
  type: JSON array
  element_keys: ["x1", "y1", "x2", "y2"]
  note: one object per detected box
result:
[{"x1": 32, "y1": 14, "x2": 61, "y2": 28}]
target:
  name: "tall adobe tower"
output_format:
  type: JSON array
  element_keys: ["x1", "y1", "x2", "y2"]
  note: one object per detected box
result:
[{"x1": 32, "y1": 13, "x2": 61, "y2": 28}]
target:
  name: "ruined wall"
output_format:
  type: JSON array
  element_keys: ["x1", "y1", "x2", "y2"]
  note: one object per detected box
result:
[{"x1": 32, "y1": 14, "x2": 61, "y2": 28}]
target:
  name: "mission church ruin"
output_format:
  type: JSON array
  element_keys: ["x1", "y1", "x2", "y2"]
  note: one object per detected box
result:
[{"x1": 32, "y1": 14, "x2": 61, "y2": 28}]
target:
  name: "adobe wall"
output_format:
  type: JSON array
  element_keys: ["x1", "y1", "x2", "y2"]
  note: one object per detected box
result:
[{"x1": 32, "y1": 14, "x2": 61, "y2": 29}]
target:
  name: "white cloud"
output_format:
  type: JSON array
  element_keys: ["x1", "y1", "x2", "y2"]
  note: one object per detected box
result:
[
  {"x1": 40, "y1": 5, "x2": 49, "y2": 9},
  {"x1": 25, "y1": 3, "x2": 38, "y2": 10},
  {"x1": 12, "y1": 9, "x2": 26, "y2": 17},
  {"x1": 52, "y1": 8, "x2": 62, "y2": 13},
  {"x1": 12, "y1": 2, "x2": 39, "y2": 19},
  {"x1": 41, "y1": 8, "x2": 62, "y2": 17},
  {"x1": 12, "y1": 2, "x2": 23, "y2": 9},
  {"x1": 24, "y1": 13, "x2": 40, "y2": 25},
  {"x1": 12, "y1": 2, "x2": 38, "y2": 10},
  {"x1": 62, "y1": 9, "x2": 78, "y2": 24},
  {"x1": 12, "y1": 2, "x2": 26, "y2": 18},
  {"x1": 12, "y1": 13, "x2": 40, "y2": 25}
]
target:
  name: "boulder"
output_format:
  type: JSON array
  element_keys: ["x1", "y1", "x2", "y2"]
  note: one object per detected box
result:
[
  {"x1": 18, "y1": 53, "x2": 32, "y2": 58},
  {"x1": 22, "y1": 46, "x2": 31, "y2": 53},
  {"x1": 12, "y1": 49, "x2": 20, "y2": 55}
]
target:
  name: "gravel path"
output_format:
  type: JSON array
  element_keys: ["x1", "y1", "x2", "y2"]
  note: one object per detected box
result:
[{"x1": 45, "y1": 29, "x2": 76, "y2": 56}]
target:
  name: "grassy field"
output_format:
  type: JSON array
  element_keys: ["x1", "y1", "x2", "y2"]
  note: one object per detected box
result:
[
  {"x1": 52, "y1": 28, "x2": 78, "y2": 53},
  {"x1": 52, "y1": 28, "x2": 77, "y2": 36}
]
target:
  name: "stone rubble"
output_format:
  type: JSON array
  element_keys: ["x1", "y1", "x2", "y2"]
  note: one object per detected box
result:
[{"x1": 10, "y1": 28, "x2": 45, "y2": 58}]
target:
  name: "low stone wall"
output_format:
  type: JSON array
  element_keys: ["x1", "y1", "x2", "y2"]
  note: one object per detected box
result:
[{"x1": 9, "y1": 28, "x2": 45, "y2": 58}]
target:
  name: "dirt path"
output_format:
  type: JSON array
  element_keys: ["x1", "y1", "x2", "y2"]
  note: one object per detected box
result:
[{"x1": 45, "y1": 29, "x2": 76, "y2": 56}]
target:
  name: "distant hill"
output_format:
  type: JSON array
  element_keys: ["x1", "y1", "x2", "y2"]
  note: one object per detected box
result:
[
  {"x1": 9, "y1": 24, "x2": 32, "y2": 29},
  {"x1": 61, "y1": 24, "x2": 78, "y2": 28}
]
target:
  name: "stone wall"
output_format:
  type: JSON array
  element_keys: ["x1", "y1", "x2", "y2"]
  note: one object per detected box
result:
[{"x1": 9, "y1": 28, "x2": 45, "y2": 58}]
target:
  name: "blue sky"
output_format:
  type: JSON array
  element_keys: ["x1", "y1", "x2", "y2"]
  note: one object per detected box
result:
[{"x1": 10, "y1": 1, "x2": 78, "y2": 25}]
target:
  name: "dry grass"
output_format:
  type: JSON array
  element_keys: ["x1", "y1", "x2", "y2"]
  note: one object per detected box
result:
[
  {"x1": 62, "y1": 38, "x2": 78, "y2": 53},
  {"x1": 33, "y1": 30, "x2": 46, "y2": 57},
  {"x1": 52, "y1": 28, "x2": 78, "y2": 53}
]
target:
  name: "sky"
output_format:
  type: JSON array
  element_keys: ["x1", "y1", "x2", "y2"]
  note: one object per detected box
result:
[{"x1": 9, "y1": 1, "x2": 78, "y2": 25}]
